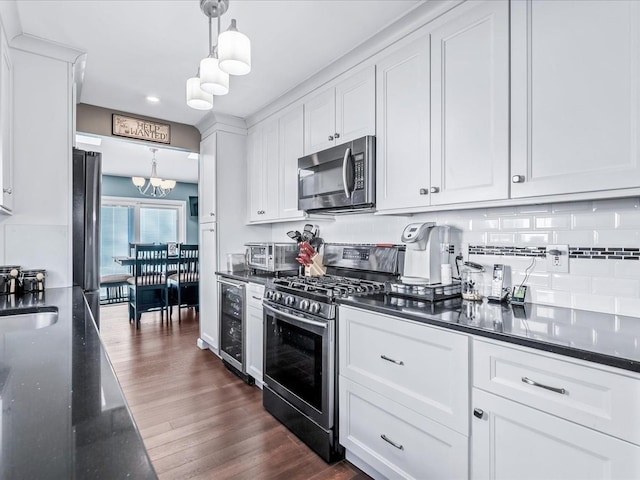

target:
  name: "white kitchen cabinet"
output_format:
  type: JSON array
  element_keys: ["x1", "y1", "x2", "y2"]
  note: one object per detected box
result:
[
  {"x1": 0, "y1": 26, "x2": 13, "y2": 213},
  {"x1": 375, "y1": 29, "x2": 430, "y2": 212},
  {"x1": 198, "y1": 133, "x2": 216, "y2": 224},
  {"x1": 511, "y1": 0, "x2": 640, "y2": 198},
  {"x1": 429, "y1": 0, "x2": 509, "y2": 205},
  {"x1": 247, "y1": 105, "x2": 305, "y2": 224},
  {"x1": 376, "y1": 0, "x2": 508, "y2": 213},
  {"x1": 303, "y1": 66, "x2": 374, "y2": 155},
  {"x1": 471, "y1": 389, "x2": 640, "y2": 480},
  {"x1": 339, "y1": 305, "x2": 469, "y2": 479},
  {"x1": 245, "y1": 282, "x2": 265, "y2": 387},
  {"x1": 198, "y1": 223, "x2": 218, "y2": 353}
]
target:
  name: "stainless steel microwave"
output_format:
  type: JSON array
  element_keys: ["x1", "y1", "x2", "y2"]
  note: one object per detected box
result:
[
  {"x1": 245, "y1": 243, "x2": 299, "y2": 272},
  {"x1": 298, "y1": 136, "x2": 375, "y2": 214}
]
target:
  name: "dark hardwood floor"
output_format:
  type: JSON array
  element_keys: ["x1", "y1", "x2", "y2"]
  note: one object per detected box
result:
[{"x1": 100, "y1": 304, "x2": 370, "y2": 480}]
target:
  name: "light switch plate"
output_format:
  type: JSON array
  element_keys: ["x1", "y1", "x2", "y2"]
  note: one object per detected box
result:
[{"x1": 546, "y1": 244, "x2": 569, "y2": 273}]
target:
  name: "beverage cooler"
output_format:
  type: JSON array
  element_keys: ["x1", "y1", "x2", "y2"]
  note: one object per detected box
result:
[{"x1": 218, "y1": 277, "x2": 252, "y2": 383}]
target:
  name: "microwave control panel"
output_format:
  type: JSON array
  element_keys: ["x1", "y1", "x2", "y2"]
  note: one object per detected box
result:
[{"x1": 354, "y1": 153, "x2": 365, "y2": 190}]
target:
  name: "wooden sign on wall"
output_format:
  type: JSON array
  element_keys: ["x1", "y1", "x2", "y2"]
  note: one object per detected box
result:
[{"x1": 112, "y1": 114, "x2": 171, "y2": 144}]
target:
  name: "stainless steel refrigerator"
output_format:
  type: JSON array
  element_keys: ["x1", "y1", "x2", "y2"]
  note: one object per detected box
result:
[{"x1": 72, "y1": 148, "x2": 102, "y2": 326}]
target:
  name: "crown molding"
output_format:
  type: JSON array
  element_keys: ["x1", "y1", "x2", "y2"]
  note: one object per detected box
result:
[
  {"x1": 10, "y1": 33, "x2": 85, "y2": 64},
  {"x1": 198, "y1": 112, "x2": 247, "y2": 138}
]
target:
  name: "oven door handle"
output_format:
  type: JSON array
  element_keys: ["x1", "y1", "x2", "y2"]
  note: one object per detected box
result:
[
  {"x1": 342, "y1": 147, "x2": 352, "y2": 199},
  {"x1": 263, "y1": 302, "x2": 328, "y2": 329}
]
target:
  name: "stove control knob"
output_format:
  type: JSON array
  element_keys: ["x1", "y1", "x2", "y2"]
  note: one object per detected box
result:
[
  {"x1": 274, "y1": 292, "x2": 282, "y2": 302},
  {"x1": 310, "y1": 302, "x2": 321, "y2": 314},
  {"x1": 300, "y1": 300, "x2": 310, "y2": 310},
  {"x1": 285, "y1": 296, "x2": 296, "y2": 306}
]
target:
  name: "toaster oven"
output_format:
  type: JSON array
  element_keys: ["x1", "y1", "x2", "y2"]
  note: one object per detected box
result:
[{"x1": 245, "y1": 243, "x2": 299, "y2": 272}]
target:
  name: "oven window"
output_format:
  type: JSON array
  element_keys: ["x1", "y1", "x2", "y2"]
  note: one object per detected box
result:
[
  {"x1": 299, "y1": 158, "x2": 345, "y2": 199},
  {"x1": 265, "y1": 316, "x2": 323, "y2": 411}
]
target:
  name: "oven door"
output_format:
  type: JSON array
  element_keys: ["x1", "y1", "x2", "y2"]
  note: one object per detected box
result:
[{"x1": 263, "y1": 301, "x2": 334, "y2": 429}]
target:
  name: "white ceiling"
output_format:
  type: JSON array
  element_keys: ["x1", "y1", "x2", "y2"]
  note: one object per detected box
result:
[{"x1": 15, "y1": 0, "x2": 423, "y2": 181}]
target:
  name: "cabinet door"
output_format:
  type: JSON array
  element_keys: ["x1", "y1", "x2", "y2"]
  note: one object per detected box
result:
[
  {"x1": 335, "y1": 65, "x2": 375, "y2": 145},
  {"x1": 261, "y1": 119, "x2": 280, "y2": 221},
  {"x1": 278, "y1": 105, "x2": 304, "y2": 220},
  {"x1": 0, "y1": 31, "x2": 13, "y2": 212},
  {"x1": 511, "y1": 0, "x2": 640, "y2": 198},
  {"x1": 199, "y1": 224, "x2": 218, "y2": 352},
  {"x1": 375, "y1": 32, "x2": 431, "y2": 212},
  {"x1": 430, "y1": 0, "x2": 509, "y2": 205},
  {"x1": 247, "y1": 127, "x2": 263, "y2": 223},
  {"x1": 304, "y1": 87, "x2": 335, "y2": 154},
  {"x1": 198, "y1": 133, "x2": 216, "y2": 223},
  {"x1": 246, "y1": 305, "x2": 264, "y2": 387},
  {"x1": 472, "y1": 389, "x2": 640, "y2": 480}
]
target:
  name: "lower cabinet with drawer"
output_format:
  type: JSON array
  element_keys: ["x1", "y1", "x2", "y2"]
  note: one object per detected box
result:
[
  {"x1": 339, "y1": 306, "x2": 470, "y2": 479},
  {"x1": 471, "y1": 339, "x2": 640, "y2": 480}
]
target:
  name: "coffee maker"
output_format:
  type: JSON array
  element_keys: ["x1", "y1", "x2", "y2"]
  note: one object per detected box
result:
[{"x1": 400, "y1": 222, "x2": 450, "y2": 285}]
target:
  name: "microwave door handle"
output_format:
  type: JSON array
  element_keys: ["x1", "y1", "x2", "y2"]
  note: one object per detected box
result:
[{"x1": 342, "y1": 147, "x2": 352, "y2": 199}]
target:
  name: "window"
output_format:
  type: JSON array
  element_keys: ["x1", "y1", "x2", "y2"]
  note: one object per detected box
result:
[{"x1": 100, "y1": 196, "x2": 186, "y2": 276}]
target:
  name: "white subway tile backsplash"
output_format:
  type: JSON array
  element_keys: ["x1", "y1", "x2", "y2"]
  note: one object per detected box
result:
[
  {"x1": 569, "y1": 258, "x2": 614, "y2": 276},
  {"x1": 552, "y1": 273, "x2": 591, "y2": 293},
  {"x1": 535, "y1": 215, "x2": 571, "y2": 229},
  {"x1": 592, "y1": 197, "x2": 639, "y2": 211},
  {"x1": 533, "y1": 289, "x2": 572, "y2": 308},
  {"x1": 552, "y1": 201, "x2": 591, "y2": 213},
  {"x1": 615, "y1": 297, "x2": 640, "y2": 317},
  {"x1": 594, "y1": 229, "x2": 640, "y2": 246},
  {"x1": 501, "y1": 217, "x2": 531, "y2": 230},
  {"x1": 554, "y1": 230, "x2": 594, "y2": 245},
  {"x1": 462, "y1": 231, "x2": 486, "y2": 245},
  {"x1": 486, "y1": 232, "x2": 515, "y2": 245},
  {"x1": 617, "y1": 211, "x2": 640, "y2": 229},
  {"x1": 613, "y1": 260, "x2": 640, "y2": 278},
  {"x1": 516, "y1": 204, "x2": 551, "y2": 214},
  {"x1": 592, "y1": 277, "x2": 640, "y2": 298},
  {"x1": 470, "y1": 218, "x2": 499, "y2": 231},
  {"x1": 511, "y1": 272, "x2": 550, "y2": 288},
  {"x1": 517, "y1": 232, "x2": 550, "y2": 244},
  {"x1": 489, "y1": 206, "x2": 517, "y2": 216},
  {"x1": 572, "y1": 212, "x2": 616, "y2": 229},
  {"x1": 571, "y1": 293, "x2": 615, "y2": 314}
]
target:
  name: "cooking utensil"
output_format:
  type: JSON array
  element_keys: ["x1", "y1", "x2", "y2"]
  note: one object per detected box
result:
[
  {"x1": 302, "y1": 224, "x2": 317, "y2": 242},
  {"x1": 287, "y1": 230, "x2": 303, "y2": 243},
  {"x1": 309, "y1": 237, "x2": 323, "y2": 251}
]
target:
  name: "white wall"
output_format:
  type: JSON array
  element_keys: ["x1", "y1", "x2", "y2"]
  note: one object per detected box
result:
[
  {"x1": 1, "y1": 48, "x2": 74, "y2": 287},
  {"x1": 272, "y1": 197, "x2": 640, "y2": 316}
]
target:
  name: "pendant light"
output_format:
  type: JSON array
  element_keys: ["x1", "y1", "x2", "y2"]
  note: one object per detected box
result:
[{"x1": 186, "y1": 0, "x2": 251, "y2": 110}]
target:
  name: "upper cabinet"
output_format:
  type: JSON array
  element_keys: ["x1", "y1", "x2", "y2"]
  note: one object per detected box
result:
[
  {"x1": 247, "y1": 104, "x2": 305, "y2": 224},
  {"x1": 199, "y1": 133, "x2": 216, "y2": 223},
  {"x1": 304, "y1": 66, "x2": 375, "y2": 155},
  {"x1": 376, "y1": 0, "x2": 509, "y2": 213},
  {"x1": 511, "y1": 0, "x2": 640, "y2": 198},
  {"x1": 0, "y1": 28, "x2": 13, "y2": 213}
]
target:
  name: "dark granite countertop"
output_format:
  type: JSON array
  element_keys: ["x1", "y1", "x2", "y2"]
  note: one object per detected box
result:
[
  {"x1": 339, "y1": 294, "x2": 640, "y2": 374},
  {"x1": 216, "y1": 270, "x2": 297, "y2": 285},
  {"x1": 0, "y1": 287, "x2": 156, "y2": 479}
]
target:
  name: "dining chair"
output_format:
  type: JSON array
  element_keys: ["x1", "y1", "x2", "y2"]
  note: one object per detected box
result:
[
  {"x1": 128, "y1": 244, "x2": 169, "y2": 329},
  {"x1": 168, "y1": 244, "x2": 199, "y2": 322}
]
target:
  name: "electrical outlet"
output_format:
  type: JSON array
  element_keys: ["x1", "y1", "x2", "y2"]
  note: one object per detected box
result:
[{"x1": 546, "y1": 244, "x2": 569, "y2": 273}]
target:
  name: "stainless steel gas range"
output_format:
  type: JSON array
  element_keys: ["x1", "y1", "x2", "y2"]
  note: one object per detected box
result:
[{"x1": 262, "y1": 243, "x2": 403, "y2": 462}]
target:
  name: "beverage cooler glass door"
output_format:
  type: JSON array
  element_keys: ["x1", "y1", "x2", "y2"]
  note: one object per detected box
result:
[
  {"x1": 263, "y1": 302, "x2": 334, "y2": 429},
  {"x1": 219, "y1": 279, "x2": 246, "y2": 372}
]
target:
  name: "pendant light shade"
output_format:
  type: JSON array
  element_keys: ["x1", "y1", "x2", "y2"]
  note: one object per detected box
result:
[
  {"x1": 186, "y1": 76, "x2": 213, "y2": 110},
  {"x1": 199, "y1": 56, "x2": 229, "y2": 95},
  {"x1": 218, "y1": 19, "x2": 251, "y2": 76}
]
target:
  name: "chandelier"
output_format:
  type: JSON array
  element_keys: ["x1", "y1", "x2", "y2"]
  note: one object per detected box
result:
[
  {"x1": 186, "y1": 0, "x2": 251, "y2": 110},
  {"x1": 132, "y1": 148, "x2": 176, "y2": 197}
]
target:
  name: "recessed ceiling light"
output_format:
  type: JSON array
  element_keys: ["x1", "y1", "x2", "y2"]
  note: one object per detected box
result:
[
  {"x1": 146, "y1": 96, "x2": 160, "y2": 103},
  {"x1": 76, "y1": 134, "x2": 102, "y2": 146},
  {"x1": 187, "y1": 152, "x2": 199, "y2": 160}
]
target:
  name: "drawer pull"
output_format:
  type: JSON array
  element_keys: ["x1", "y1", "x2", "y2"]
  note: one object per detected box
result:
[
  {"x1": 251, "y1": 296, "x2": 262, "y2": 301},
  {"x1": 381, "y1": 434, "x2": 404, "y2": 450},
  {"x1": 522, "y1": 376, "x2": 566, "y2": 395},
  {"x1": 473, "y1": 408, "x2": 484, "y2": 419},
  {"x1": 380, "y1": 354, "x2": 404, "y2": 366}
]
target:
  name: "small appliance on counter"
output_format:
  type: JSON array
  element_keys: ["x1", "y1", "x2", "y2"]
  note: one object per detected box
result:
[
  {"x1": 226, "y1": 253, "x2": 247, "y2": 273},
  {"x1": 245, "y1": 242, "x2": 299, "y2": 273},
  {"x1": 0, "y1": 266, "x2": 21, "y2": 295}
]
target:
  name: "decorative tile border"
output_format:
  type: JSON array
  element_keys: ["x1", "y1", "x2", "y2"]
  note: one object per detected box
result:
[
  {"x1": 469, "y1": 245, "x2": 640, "y2": 260},
  {"x1": 569, "y1": 247, "x2": 640, "y2": 260}
]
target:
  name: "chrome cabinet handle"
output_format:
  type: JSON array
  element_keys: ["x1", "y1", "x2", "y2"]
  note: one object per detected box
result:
[
  {"x1": 419, "y1": 188, "x2": 428, "y2": 195},
  {"x1": 3, "y1": 187, "x2": 12, "y2": 194},
  {"x1": 334, "y1": 133, "x2": 340, "y2": 138},
  {"x1": 328, "y1": 135, "x2": 334, "y2": 141},
  {"x1": 522, "y1": 376, "x2": 566, "y2": 395},
  {"x1": 380, "y1": 354, "x2": 404, "y2": 366},
  {"x1": 381, "y1": 434, "x2": 404, "y2": 450},
  {"x1": 430, "y1": 186, "x2": 440, "y2": 193},
  {"x1": 342, "y1": 147, "x2": 352, "y2": 199},
  {"x1": 512, "y1": 175, "x2": 525, "y2": 183}
]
